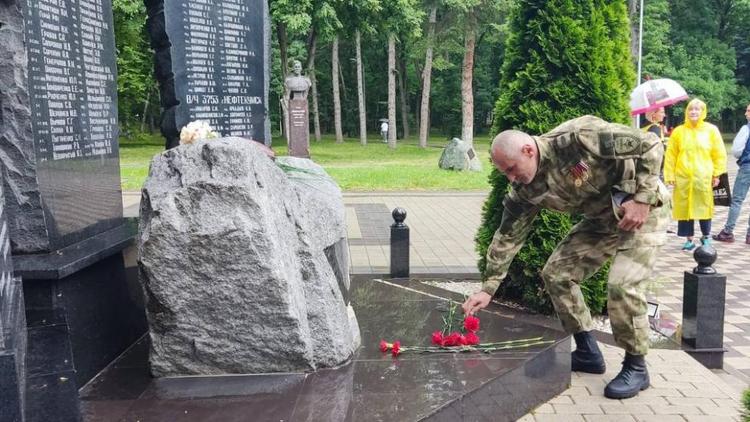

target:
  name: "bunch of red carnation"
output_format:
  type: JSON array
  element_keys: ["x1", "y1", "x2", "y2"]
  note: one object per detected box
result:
[{"x1": 431, "y1": 315, "x2": 480, "y2": 347}]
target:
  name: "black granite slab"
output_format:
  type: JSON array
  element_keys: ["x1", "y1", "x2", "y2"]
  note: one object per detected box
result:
[
  {"x1": 145, "y1": 0, "x2": 271, "y2": 148},
  {"x1": 0, "y1": 169, "x2": 26, "y2": 422},
  {"x1": 2, "y1": 0, "x2": 123, "y2": 255},
  {"x1": 23, "y1": 250, "x2": 147, "y2": 388},
  {"x1": 13, "y1": 223, "x2": 134, "y2": 280},
  {"x1": 80, "y1": 278, "x2": 570, "y2": 421}
]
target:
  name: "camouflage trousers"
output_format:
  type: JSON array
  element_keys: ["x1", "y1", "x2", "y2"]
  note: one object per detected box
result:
[{"x1": 541, "y1": 203, "x2": 670, "y2": 355}]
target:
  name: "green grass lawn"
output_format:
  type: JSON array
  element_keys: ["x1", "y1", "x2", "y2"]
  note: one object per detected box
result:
[{"x1": 119, "y1": 132, "x2": 494, "y2": 192}]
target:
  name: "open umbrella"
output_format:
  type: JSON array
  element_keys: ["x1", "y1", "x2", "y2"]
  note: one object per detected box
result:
[{"x1": 629, "y1": 78, "x2": 689, "y2": 116}]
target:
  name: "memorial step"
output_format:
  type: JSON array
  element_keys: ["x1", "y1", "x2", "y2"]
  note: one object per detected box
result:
[{"x1": 24, "y1": 311, "x2": 81, "y2": 422}]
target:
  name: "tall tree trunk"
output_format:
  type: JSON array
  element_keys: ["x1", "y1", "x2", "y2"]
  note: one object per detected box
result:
[
  {"x1": 387, "y1": 33, "x2": 397, "y2": 148},
  {"x1": 461, "y1": 13, "x2": 476, "y2": 146},
  {"x1": 419, "y1": 4, "x2": 437, "y2": 148},
  {"x1": 355, "y1": 29, "x2": 367, "y2": 145},
  {"x1": 628, "y1": 0, "x2": 639, "y2": 64},
  {"x1": 277, "y1": 22, "x2": 290, "y2": 140},
  {"x1": 398, "y1": 54, "x2": 410, "y2": 139},
  {"x1": 307, "y1": 33, "x2": 321, "y2": 141},
  {"x1": 332, "y1": 36, "x2": 344, "y2": 143},
  {"x1": 140, "y1": 86, "x2": 151, "y2": 132}
]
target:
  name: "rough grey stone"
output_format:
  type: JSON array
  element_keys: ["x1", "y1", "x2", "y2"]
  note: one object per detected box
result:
[
  {"x1": 0, "y1": 2, "x2": 48, "y2": 253},
  {"x1": 438, "y1": 138, "x2": 482, "y2": 172},
  {"x1": 138, "y1": 137, "x2": 359, "y2": 376}
]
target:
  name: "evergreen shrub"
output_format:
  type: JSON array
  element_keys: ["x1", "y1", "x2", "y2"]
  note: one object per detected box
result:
[{"x1": 475, "y1": 0, "x2": 632, "y2": 315}]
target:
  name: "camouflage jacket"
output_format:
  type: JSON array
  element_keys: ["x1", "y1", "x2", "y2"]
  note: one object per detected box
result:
[{"x1": 482, "y1": 115, "x2": 666, "y2": 295}]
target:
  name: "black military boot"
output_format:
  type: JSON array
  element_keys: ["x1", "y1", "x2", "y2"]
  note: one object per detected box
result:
[
  {"x1": 604, "y1": 353, "x2": 650, "y2": 399},
  {"x1": 571, "y1": 331, "x2": 606, "y2": 374}
]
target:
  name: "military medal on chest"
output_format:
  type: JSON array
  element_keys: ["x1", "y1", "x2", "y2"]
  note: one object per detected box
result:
[{"x1": 569, "y1": 160, "x2": 590, "y2": 187}]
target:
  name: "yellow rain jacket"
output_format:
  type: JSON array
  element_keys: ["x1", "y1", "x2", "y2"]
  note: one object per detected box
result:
[{"x1": 663, "y1": 101, "x2": 727, "y2": 220}]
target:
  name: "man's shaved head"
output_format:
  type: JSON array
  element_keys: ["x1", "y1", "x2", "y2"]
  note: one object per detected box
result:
[
  {"x1": 489, "y1": 129, "x2": 539, "y2": 184},
  {"x1": 491, "y1": 130, "x2": 535, "y2": 160}
]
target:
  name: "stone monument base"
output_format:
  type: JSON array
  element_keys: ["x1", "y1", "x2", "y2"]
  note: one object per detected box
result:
[{"x1": 80, "y1": 278, "x2": 570, "y2": 421}]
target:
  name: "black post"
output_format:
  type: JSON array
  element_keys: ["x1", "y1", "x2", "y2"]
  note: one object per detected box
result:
[
  {"x1": 681, "y1": 245, "x2": 726, "y2": 369},
  {"x1": 390, "y1": 207, "x2": 409, "y2": 278}
]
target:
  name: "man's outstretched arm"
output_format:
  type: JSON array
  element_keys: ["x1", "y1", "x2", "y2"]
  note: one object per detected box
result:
[{"x1": 463, "y1": 193, "x2": 538, "y2": 314}]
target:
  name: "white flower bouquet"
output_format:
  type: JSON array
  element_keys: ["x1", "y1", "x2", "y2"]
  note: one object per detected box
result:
[{"x1": 179, "y1": 120, "x2": 219, "y2": 145}]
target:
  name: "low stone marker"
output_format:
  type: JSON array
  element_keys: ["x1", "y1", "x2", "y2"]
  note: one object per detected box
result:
[
  {"x1": 438, "y1": 138, "x2": 482, "y2": 172},
  {"x1": 138, "y1": 137, "x2": 359, "y2": 376}
]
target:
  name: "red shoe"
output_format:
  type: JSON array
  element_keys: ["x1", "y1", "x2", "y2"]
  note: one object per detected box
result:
[{"x1": 712, "y1": 230, "x2": 735, "y2": 243}]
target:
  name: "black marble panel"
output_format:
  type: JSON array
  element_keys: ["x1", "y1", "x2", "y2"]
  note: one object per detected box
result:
[
  {"x1": 146, "y1": 0, "x2": 271, "y2": 148},
  {"x1": 26, "y1": 371, "x2": 81, "y2": 422},
  {"x1": 682, "y1": 271, "x2": 727, "y2": 350},
  {"x1": 80, "y1": 278, "x2": 569, "y2": 421},
  {"x1": 0, "y1": 171, "x2": 26, "y2": 422},
  {"x1": 23, "y1": 250, "x2": 147, "y2": 388},
  {"x1": 2, "y1": 0, "x2": 123, "y2": 254}
]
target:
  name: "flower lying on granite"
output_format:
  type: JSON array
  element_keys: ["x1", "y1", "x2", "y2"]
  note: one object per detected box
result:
[
  {"x1": 464, "y1": 315, "x2": 480, "y2": 333},
  {"x1": 179, "y1": 120, "x2": 219, "y2": 145},
  {"x1": 379, "y1": 301, "x2": 552, "y2": 357}
]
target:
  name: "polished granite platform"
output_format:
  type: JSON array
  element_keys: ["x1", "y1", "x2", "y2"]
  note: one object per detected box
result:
[{"x1": 80, "y1": 279, "x2": 570, "y2": 421}]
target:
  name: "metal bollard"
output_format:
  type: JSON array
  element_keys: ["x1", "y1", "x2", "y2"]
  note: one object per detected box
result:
[
  {"x1": 681, "y1": 245, "x2": 726, "y2": 369},
  {"x1": 390, "y1": 207, "x2": 409, "y2": 278}
]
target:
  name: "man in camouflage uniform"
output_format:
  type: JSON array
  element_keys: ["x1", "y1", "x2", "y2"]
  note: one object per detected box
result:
[{"x1": 462, "y1": 116, "x2": 670, "y2": 399}]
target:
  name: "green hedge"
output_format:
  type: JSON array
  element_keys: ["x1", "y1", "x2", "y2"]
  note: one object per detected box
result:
[{"x1": 743, "y1": 388, "x2": 750, "y2": 422}]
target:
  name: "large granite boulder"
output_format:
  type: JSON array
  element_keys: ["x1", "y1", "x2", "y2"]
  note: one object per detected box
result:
[
  {"x1": 438, "y1": 138, "x2": 482, "y2": 172},
  {"x1": 138, "y1": 138, "x2": 359, "y2": 376}
]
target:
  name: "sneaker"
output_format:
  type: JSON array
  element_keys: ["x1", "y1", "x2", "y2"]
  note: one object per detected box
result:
[
  {"x1": 681, "y1": 241, "x2": 696, "y2": 251},
  {"x1": 712, "y1": 230, "x2": 735, "y2": 243},
  {"x1": 701, "y1": 236, "x2": 711, "y2": 247}
]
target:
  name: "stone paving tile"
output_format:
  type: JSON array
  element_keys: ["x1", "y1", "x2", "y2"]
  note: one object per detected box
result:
[{"x1": 634, "y1": 416, "x2": 688, "y2": 422}]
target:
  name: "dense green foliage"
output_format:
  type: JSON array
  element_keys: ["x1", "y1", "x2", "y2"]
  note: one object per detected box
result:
[
  {"x1": 112, "y1": 0, "x2": 159, "y2": 131},
  {"x1": 111, "y1": 0, "x2": 750, "y2": 142},
  {"x1": 744, "y1": 388, "x2": 750, "y2": 422},
  {"x1": 475, "y1": 0, "x2": 632, "y2": 314},
  {"x1": 641, "y1": 0, "x2": 750, "y2": 129}
]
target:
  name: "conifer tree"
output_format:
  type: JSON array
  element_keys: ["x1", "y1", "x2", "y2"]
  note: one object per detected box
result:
[{"x1": 475, "y1": 0, "x2": 634, "y2": 314}]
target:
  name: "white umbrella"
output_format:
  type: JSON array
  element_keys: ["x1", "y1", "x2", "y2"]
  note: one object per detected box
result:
[{"x1": 629, "y1": 78, "x2": 689, "y2": 116}]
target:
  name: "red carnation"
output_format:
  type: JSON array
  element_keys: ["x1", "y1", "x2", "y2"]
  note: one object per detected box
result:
[
  {"x1": 464, "y1": 315, "x2": 480, "y2": 333},
  {"x1": 379, "y1": 340, "x2": 390, "y2": 352},
  {"x1": 431, "y1": 331, "x2": 444, "y2": 346},
  {"x1": 464, "y1": 332, "x2": 480, "y2": 345},
  {"x1": 443, "y1": 332, "x2": 462, "y2": 347},
  {"x1": 457, "y1": 334, "x2": 468, "y2": 346},
  {"x1": 391, "y1": 341, "x2": 401, "y2": 356}
]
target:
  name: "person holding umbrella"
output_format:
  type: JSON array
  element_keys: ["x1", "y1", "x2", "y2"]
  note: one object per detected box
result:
[
  {"x1": 643, "y1": 107, "x2": 667, "y2": 142},
  {"x1": 663, "y1": 98, "x2": 727, "y2": 251}
]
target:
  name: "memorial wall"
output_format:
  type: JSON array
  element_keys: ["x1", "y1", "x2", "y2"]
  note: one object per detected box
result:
[
  {"x1": 147, "y1": 0, "x2": 270, "y2": 148},
  {"x1": 1, "y1": 0, "x2": 123, "y2": 254}
]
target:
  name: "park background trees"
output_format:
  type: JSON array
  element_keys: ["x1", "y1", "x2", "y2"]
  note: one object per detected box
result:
[{"x1": 113, "y1": 0, "x2": 750, "y2": 143}]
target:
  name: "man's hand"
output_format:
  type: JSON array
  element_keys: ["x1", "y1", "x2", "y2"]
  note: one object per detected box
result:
[
  {"x1": 462, "y1": 291, "x2": 492, "y2": 315},
  {"x1": 712, "y1": 177, "x2": 720, "y2": 187},
  {"x1": 618, "y1": 200, "x2": 651, "y2": 231}
]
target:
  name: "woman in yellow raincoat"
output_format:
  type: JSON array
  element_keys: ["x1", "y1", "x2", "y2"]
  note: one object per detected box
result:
[{"x1": 664, "y1": 99, "x2": 727, "y2": 251}]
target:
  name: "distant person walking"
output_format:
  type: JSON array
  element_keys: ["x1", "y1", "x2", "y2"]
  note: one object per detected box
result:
[
  {"x1": 664, "y1": 99, "x2": 727, "y2": 251},
  {"x1": 380, "y1": 121, "x2": 389, "y2": 143},
  {"x1": 714, "y1": 103, "x2": 750, "y2": 245}
]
